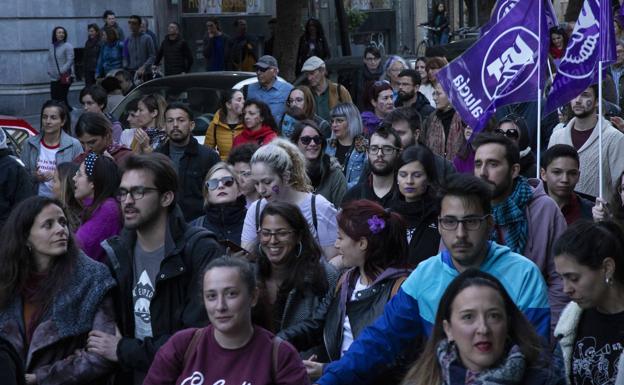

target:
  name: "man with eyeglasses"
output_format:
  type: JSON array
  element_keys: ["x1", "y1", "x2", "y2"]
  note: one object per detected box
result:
[
  {"x1": 313, "y1": 173, "x2": 551, "y2": 385},
  {"x1": 91, "y1": 153, "x2": 222, "y2": 385},
  {"x1": 352, "y1": 46, "x2": 383, "y2": 110},
  {"x1": 473, "y1": 132, "x2": 567, "y2": 333},
  {"x1": 342, "y1": 126, "x2": 401, "y2": 207},
  {"x1": 156, "y1": 103, "x2": 219, "y2": 221},
  {"x1": 246, "y1": 55, "x2": 293, "y2": 124},
  {"x1": 300, "y1": 56, "x2": 352, "y2": 121}
]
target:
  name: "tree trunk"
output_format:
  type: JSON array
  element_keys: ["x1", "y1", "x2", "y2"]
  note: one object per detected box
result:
[{"x1": 274, "y1": 0, "x2": 306, "y2": 82}]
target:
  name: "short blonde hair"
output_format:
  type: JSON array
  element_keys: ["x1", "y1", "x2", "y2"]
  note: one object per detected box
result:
[
  {"x1": 202, "y1": 162, "x2": 240, "y2": 207},
  {"x1": 251, "y1": 138, "x2": 311, "y2": 192}
]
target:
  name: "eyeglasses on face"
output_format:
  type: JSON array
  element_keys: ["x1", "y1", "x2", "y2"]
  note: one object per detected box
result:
[
  {"x1": 438, "y1": 215, "x2": 491, "y2": 231},
  {"x1": 206, "y1": 176, "x2": 235, "y2": 190},
  {"x1": 255, "y1": 67, "x2": 270, "y2": 73},
  {"x1": 493, "y1": 128, "x2": 519, "y2": 139},
  {"x1": 116, "y1": 186, "x2": 159, "y2": 202},
  {"x1": 299, "y1": 135, "x2": 322, "y2": 145},
  {"x1": 288, "y1": 97, "x2": 304, "y2": 105},
  {"x1": 257, "y1": 229, "x2": 295, "y2": 241},
  {"x1": 368, "y1": 145, "x2": 399, "y2": 155}
]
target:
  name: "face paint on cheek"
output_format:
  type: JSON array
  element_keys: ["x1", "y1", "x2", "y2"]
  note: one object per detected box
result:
[
  {"x1": 585, "y1": 100, "x2": 593, "y2": 108},
  {"x1": 272, "y1": 185, "x2": 280, "y2": 195}
]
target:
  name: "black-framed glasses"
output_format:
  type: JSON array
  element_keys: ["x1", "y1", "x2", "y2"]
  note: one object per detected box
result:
[
  {"x1": 206, "y1": 176, "x2": 235, "y2": 191},
  {"x1": 257, "y1": 229, "x2": 296, "y2": 241},
  {"x1": 438, "y1": 215, "x2": 491, "y2": 231},
  {"x1": 116, "y1": 186, "x2": 159, "y2": 202},
  {"x1": 494, "y1": 128, "x2": 519, "y2": 139},
  {"x1": 368, "y1": 145, "x2": 399, "y2": 155},
  {"x1": 300, "y1": 135, "x2": 322, "y2": 145}
]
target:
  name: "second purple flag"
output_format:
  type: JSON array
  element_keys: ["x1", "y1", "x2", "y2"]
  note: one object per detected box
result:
[{"x1": 436, "y1": 0, "x2": 548, "y2": 133}]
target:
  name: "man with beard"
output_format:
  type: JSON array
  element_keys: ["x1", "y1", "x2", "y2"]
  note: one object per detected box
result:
[
  {"x1": 156, "y1": 103, "x2": 219, "y2": 221},
  {"x1": 342, "y1": 126, "x2": 400, "y2": 207},
  {"x1": 301, "y1": 56, "x2": 352, "y2": 121},
  {"x1": 91, "y1": 153, "x2": 222, "y2": 385},
  {"x1": 394, "y1": 69, "x2": 434, "y2": 121},
  {"x1": 473, "y1": 132, "x2": 567, "y2": 333},
  {"x1": 548, "y1": 85, "x2": 624, "y2": 198}
]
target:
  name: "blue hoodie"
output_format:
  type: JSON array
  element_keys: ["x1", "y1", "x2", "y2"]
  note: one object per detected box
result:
[{"x1": 318, "y1": 241, "x2": 550, "y2": 385}]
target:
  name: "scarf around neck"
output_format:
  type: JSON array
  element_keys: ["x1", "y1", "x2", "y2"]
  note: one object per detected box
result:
[
  {"x1": 437, "y1": 339, "x2": 526, "y2": 385},
  {"x1": 491, "y1": 176, "x2": 532, "y2": 254}
]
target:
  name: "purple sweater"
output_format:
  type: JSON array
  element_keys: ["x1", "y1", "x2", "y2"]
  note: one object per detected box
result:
[
  {"x1": 76, "y1": 197, "x2": 122, "y2": 262},
  {"x1": 144, "y1": 325, "x2": 310, "y2": 385}
]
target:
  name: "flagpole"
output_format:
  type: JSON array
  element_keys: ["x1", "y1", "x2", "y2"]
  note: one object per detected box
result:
[
  {"x1": 536, "y1": 0, "x2": 543, "y2": 179},
  {"x1": 599, "y1": 60, "x2": 604, "y2": 199}
]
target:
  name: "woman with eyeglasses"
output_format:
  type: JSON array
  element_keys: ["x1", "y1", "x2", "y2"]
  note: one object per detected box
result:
[
  {"x1": 72, "y1": 153, "x2": 122, "y2": 262},
  {"x1": 494, "y1": 115, "x2": 536, "y2": 178},
  {"x1": 254, "y1": 202, "x2": 338, "y2": 356},
  {"x1": 390, "y1": 144, "x2": 441, "y2": 267},
  {"x1": 281, "y1": 200, "x2": 410, "y2": 383},
  {"x1": 280, "y1": 86, "x2": 330, "y2": 139},
  {"x1": 553, "y1": 221, "x2": 624, "y2": 385},
  {"x1": 423, "y1": 82, "x2": 465, "y2": 161},
  {"x1": 233, "y1": 99, "x2": 279, "y2": 148},
  {"x1": 241, "y1": 138, "x2": 339, "y2": 261},
  {"x1": 325, "y1": 103, "x2": 368, "y2": 189},
  {"x1": 400, "y1": 269, "x2": 560, "y2": 385},
  {"x1": 361, "y1": 81, "x2": 395, "y2": 136},
  {"x1": 190, "y1": 162, "x2": 247, "y2": 248},
  {"x1": 204, "y1": 89, "x2": 245, "y2": 160},
  {"x1": 381, "y1": 56, "x2": 409, "y2": 100},
  {"x1": 291, "y1": 120, "x2": 347, "y2": 207}
]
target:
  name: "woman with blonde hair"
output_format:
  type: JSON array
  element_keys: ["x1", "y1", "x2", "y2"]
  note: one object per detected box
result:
[
  {"x1": 240, "y1": 138, "x2": 338, "y2": 259},
  {"x1": 120, "y1": 93, "x2": 168, "y2": 153}
]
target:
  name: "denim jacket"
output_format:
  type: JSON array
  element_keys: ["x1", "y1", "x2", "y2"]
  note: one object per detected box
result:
[{"x1": 325, "y1": 135, "x2": 367, "y2": 189}]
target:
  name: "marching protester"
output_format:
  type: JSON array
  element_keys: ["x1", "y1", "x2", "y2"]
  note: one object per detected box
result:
[
  {"x1": 300, "y1": 56, "x2": 352, "y2": 121},
  {"x1": 232, "y1": 100, "x2": 279, "y2": 148},
  {"x1": 73, "y1": 111, "x2": 132, "y2": 166},
  {"x1": 361, "y1": 81, "x2": 395, "y2": 136},
  {"x1": 120, "y1": 94, "x2": 168, "y2": 153},
  {"x1": 204, "y1": 89, "x2": 245, "y2": 160},
  {"x1": 227, "y1": 143, "x2": 261, "y2": 207},
  {"x1": 380, "y1": 55, "x2": 409, "y2": 99},
  {"x1": 422, "y1": 82, "x2": 465, "y2": 161},
  {"x1": 325, "y1": 103, "x2": 367, "y2": 189},
  {"x1": 143, "y1": 256, "x2": 309, "y2": 385},
  {"x1": 280, "y1": 85, "x2": 330, "y2": 139}
]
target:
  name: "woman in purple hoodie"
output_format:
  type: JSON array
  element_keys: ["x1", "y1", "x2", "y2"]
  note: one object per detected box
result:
[
  {"x1": 72, "y1": 152, "x2": 122, "y2": 262},
  {"x1": 361, "y1": 81, "x2": 395, "y2": 137}
]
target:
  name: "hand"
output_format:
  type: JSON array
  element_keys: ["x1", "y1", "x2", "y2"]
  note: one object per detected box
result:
[
  {"x1": 102, "y1": 150, "x2": 114, "y2": 160},
  {"x1": 136, "y1": 66, "x2": 145, "y2": 77},
  {"x1": 151, "y1": 65, "x2": 159, "y2": 73},
  {"x1": 610, "y1": 116, "x2": 624, "y2": 132},
  {"x1": 35, "y1": 169, "x2": 53, "y2": 182},
  {"x1": 87, "y1": 327, "x2": 122, "y2": 362},
  {"x1": 226, "y1": 247, "x2": 250, "y2": 260},
  {"x1": 328, "y1": 254, "x2": 344, "y2": 270},
  {"x1": 25, "y1": 374, "x2": 37, "y2": 385},
  {"x1": 303, "y1": 355, "x2": 324, "y2": 381},
  {"x1": 592, "y1": 197, "x2": 610, "y2": 222},
  {"x1": 134, "y1": 128, "x2": 150, "y2": 148}
]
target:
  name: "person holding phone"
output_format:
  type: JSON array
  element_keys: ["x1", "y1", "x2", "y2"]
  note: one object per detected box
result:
[{"x1": 191, "y1": 162, "x2": 247, "y2": 251}]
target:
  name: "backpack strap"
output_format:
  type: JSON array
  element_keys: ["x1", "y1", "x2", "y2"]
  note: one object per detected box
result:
[
  {"x1": 255, "y1": 200, "x2": 262, "y2": 231},
  {"x1": 311, "y1": 194, "x2": 318, "y2": 234},
  {"x1": 270, "y1": 336, "x2": 283, "y2": 383},
  {"x1": 390, "y1": 276, "x2": 408, "y2": 297},
  {"x1": 183, "y1": 328, "x2": 204, "y2": 367},
  {"x1": 184, "y1": 226, "x2": 217, "y2": 258}
]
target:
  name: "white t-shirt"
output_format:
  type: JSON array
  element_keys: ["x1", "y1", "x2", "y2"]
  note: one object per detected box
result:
[
  {"x1": 341, "y1": 277, "x2": 370, "y2": 356},
  {"x1": 119, "y1": 128, "x2": 136, "y2": 148},
  {"x1": 37, "y1": 141, "x2": 59, "y2": 197},
  {"x1": 241, "y1": 193, "x2": 338, "y2": 247}
]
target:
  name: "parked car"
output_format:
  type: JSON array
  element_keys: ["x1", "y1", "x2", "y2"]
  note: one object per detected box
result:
[
  {"x1": 0, "y1": 115, "x2": 38, "y2": 157},
  {"x1": 110, "y1": 71, "x2": 285, "y2": 144}
]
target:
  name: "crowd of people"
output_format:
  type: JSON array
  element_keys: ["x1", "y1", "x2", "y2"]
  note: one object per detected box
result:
[{"x1": 3, "y1": 3, "x2": 624, "y2": 385}]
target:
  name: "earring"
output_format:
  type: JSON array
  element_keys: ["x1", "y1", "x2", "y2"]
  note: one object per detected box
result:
[
  {"x1": 606, "y1": 276, "x2": 614, "y2": 286},
  {"x1": 295, "y1": 242, "x2": 303, "y2": 258},
  {"x1": 257, "y1": 243, "x2": 266, "y2": 259},
  {"x1": 26, "y1": 243, "x2": 32, "y2": 253}
]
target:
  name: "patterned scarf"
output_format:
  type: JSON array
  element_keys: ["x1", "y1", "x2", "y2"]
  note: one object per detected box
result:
[
  {"x1": 491, "y1": 176, "x2": 532, "y2": 254},
  {"x1": 436, "y1": 339, "x2": 526, "y2": 385}
]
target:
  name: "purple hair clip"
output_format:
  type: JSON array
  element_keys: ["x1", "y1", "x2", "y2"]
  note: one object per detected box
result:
[{"x1": 367, "y1": 215, "x2": 386, "y2": 234}]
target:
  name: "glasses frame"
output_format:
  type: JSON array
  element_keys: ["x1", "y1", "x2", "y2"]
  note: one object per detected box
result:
[
  {"x1": 438, "y1": 214, "x2": 492, "y2": 231},
  {"x1": 299, "y1": 135, "x2": 322, "y2": 146},
  {"x1": 368, "y1": 144, "x2": 399, "y2": 155},
  {"x1": 206, "y1": 176, "x2": 235, "y2": 191},
  {"x1": 257, "y1": 229, "x2": 296, "y2": 242},
  {"x1": 116, "y1": 186, "x2": 159, "y2": 202}
]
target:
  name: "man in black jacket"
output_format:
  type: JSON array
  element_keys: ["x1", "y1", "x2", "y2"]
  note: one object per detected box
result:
[
  {"x1": 157, "y1": 103, "x2": 220, "y2": 221},
  {"x1": 88, "y1": 153, "x2": 223, "y2": 385},
  {"x1": 394, "y1": 69, "x2": 434, "y2": 122},
  {"x1": 153, "y1": 22, "x2": 194, "y2": 76},
  {"x1": 0, "y1": 130, "x2": 33, "y2": 225}
]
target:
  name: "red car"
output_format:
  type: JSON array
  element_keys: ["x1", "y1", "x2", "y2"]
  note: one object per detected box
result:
[{"x1": 0, "y1": 115, "x2": 38, "y2": 157}]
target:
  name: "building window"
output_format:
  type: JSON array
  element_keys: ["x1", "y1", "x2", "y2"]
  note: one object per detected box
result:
[{"x1": 183, "y1": 0, "x2": 264, "y2": 14}]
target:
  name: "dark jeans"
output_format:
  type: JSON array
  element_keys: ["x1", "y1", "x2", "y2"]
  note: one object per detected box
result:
[
  {"x1": 84, "y1": 70, "x2": 96, "y2": 87},
  {"x1": 50, "y1": 80, "x2": 71, "y2": 110}
]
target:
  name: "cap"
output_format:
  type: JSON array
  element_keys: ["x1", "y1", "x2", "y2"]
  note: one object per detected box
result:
[
  {"x1": 254, "y1": 55, "x2": 278, "y2": 69},
  {"x1": 301, "y1": 56, "x2": 325, "y2": 72},
  {"x1": 0, "y1": 129, "x2": 6, "y2": 150}
]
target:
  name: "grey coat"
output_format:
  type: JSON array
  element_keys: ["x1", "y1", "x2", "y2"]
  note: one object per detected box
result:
[
  {"x1": 20, "y1": 131, "x2": 83, "y2": 186},
  {"x1": 47, "y1": 42, "x2": 74, "y2": 81}
]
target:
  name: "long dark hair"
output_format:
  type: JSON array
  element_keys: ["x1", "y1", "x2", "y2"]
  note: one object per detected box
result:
[
  {"x1": 55, "y1": 162, "x2": 82, "y2": 230},
  {"x1": 80, "y1": 155, "x2": 121, "y2": 222},
  {"x1": 304, "y1": 18, "x2": 327, "y2": 42},
  {"x1": 610, "y1": 171, "x2": 624, "y2": 224},
  {"x1": 51, "y1": 26, "x2": 68, "y2": 43},
  {"x1": 256, "y1": 201, "x2": 328, "y2": 297},
  {"x1": 401, "y1": 269, "x2": 543, "y2": 385},
  {"x1": 0, "y1": 197, "x2": 77, "y2": 310},
  {"x1": 218, "y1": 89, "x2": 244, "y2": 121},
  {"x1": 244, "y1": 99, "x2": 279, "y2": 133},
  {"x1": 337, "y1": 200, "x2": 408, "y2": 279},
  {"x1": 40, "y1": 100, "x2": 71, "y2": 135},
  {"x1": 290, "y1": 120, "x2": 330, "y2": 189}
]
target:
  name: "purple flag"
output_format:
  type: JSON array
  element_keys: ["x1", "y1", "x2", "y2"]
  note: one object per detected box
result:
[
  {"x1": 545, "y1": 0, "x2": 616, "y2": 114},
  {"x1": 481, "y1": 0, "x2": 557, "y2": 36},
  {"x1": 437, "y1": 0, "x2": 548, "y2": 132}
]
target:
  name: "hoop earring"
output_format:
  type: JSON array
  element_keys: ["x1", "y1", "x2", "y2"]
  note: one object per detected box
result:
[
  {"x1": 606, "y1": 276, "x2": 614, "y2": 286},
  {"x1": 296, "y1": 242, "x2": 302, "y2": 258},
  {"x1": 26, "y1": 243, "x2": 32, "y2": 253}
]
